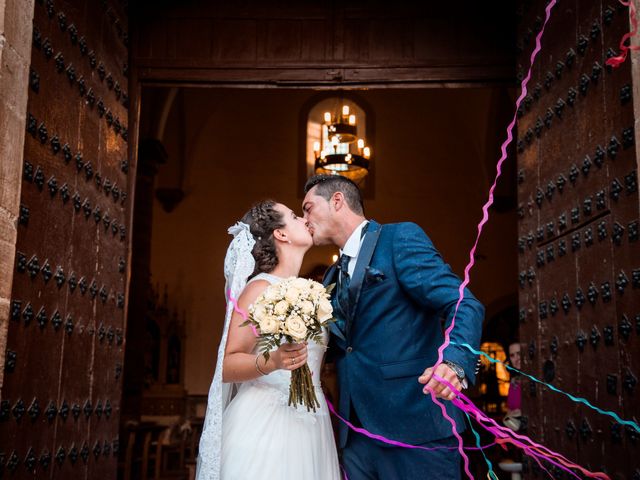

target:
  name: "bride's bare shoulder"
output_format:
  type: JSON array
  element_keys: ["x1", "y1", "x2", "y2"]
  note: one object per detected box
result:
[{"x1": 238, "y1": 279, "x2": 270, "y2": 306}]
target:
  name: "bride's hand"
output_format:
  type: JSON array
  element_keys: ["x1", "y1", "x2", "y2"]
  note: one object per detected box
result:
[{"x1": 271, "y1": 342, "x2": 308, "y2": 371}]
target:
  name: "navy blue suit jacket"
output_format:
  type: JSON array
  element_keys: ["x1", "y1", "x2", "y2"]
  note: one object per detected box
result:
[{"x1": 324, "y1": 220, "x2": 484, "y2": 448}]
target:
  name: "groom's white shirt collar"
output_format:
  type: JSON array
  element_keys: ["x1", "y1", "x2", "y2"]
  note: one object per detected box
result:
[{"x1": 339, "y1": 219, "x2": 369, "y2": 277}]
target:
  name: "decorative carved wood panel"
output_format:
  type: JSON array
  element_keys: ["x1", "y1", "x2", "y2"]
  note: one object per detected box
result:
[
  {"x1": 517, "y1": 1, "x2": 639, "y2": 478},
  {"x1": 133, "y1": 1, "x2": 515, "y2": 85},
  {"x1": 0, "y1": 0, "x2": 131, "y2": 478}
]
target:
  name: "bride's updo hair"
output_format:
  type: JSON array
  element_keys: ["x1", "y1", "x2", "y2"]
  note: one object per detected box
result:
[{"x1": 241, "y1": 200, "x2": 286, "y2": 275}]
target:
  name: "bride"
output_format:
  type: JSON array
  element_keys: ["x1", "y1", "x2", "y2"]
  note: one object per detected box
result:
[{"x1": 196, "y1": 200, "x2": 341, "y2": 480}]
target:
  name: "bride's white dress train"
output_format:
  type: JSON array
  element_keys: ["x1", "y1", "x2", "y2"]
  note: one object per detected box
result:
[{"x1": 220, "y1": 273, "x2": 341, "y2": 479}]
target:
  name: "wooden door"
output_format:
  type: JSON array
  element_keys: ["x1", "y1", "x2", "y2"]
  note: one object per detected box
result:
[
  {"x1": 517, "y1": 1, "x2": 640, "y2": 477},
  {"x1": 0, "y1": 0, "x2": 131, "y2": 478}
]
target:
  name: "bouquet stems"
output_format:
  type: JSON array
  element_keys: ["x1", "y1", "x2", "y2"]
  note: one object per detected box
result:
[{"x1": 288, "y1": 364, "x2": 320, "y2": 412}]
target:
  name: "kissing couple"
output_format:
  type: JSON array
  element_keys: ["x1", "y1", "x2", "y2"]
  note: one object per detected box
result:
[{"x1": 196, "y1": 174, "x2": 484, "y2": 480}]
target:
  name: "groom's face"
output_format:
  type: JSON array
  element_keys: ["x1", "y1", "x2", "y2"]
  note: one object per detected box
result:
[{"x1": 302, "y1": 187, "x2": 334, "y2": 246}]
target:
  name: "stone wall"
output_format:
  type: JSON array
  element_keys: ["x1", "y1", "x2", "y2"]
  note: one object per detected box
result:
[{"x1": 0, "y1": 0, "x2": 34, "y2": 396}]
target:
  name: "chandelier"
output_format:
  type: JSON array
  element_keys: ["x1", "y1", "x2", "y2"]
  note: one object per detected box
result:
[{"x1": 313, "y1": 104, "x2": 371, "y2": 182}]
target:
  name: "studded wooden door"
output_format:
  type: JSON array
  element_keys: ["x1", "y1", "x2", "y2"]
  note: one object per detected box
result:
[
  {"x1": 0, "y1": 0, "x2": 131, "y2": 478},
  {"x1": 517, "y1": 1, "x2": 640, "y2": 478}
]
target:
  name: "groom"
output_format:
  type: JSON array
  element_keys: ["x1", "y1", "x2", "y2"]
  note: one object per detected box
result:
[{"x1": 302, "y1": 174, "x2": 484, "y2": 479}]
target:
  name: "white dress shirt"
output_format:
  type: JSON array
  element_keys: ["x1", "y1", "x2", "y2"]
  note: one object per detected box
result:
[{"x1": 339, "y1": 220, "x2": 369, "y2": 277}]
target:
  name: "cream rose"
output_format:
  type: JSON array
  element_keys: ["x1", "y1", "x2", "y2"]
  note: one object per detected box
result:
[
  {"x1": 300, "y1": 300, "x2": 314, "y2": 315},
  {"x1": 284, "y1": 286, "x2": 301, "y2": 303},
  {"x1": 258, "y1": 315, "x2": 279, "y2": 335},
  {"x1": 317, "y1": 297, "x2": 333, "y2": 322},
  {"x1": 252, "y1": 304, "x2": 267, "y2": 322},
  {"x1": 293, "y1": 277, "x2": 310, "y2": 290},
  {"x1": 263, "y1": 287, "x2": 280, "y2": 302},
  {"x1": 285, "y1": 315, "x2": 308, "y2": 340},
  {"x1": 274, "y1": 300, "x2": 289, "y2": 316}
]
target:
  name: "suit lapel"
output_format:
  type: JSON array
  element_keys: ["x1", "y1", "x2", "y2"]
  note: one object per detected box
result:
[
  {"x1": 346, "y1": 220, "x2": 382, "y2": 336},
  {"x1": 322, "y1": 263, "x2": 346, "y2": 342},
  {"x1": 322, "y1": 263, "x2": 338, "y2": 288}
]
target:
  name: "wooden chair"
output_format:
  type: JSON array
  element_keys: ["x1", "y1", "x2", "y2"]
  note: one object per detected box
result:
[
  {"x1": 119, "y1": 418, "x2": 203, "y2": 480},
  {"x1": 184, "y1": 417, "x2": 203, "y2": 480},
  {"x1": 118, "y1": 421, "x2": 167, "y2": 480},
  {"x1": 148, "y1": 421, "x2": 191, "y2": 479}
]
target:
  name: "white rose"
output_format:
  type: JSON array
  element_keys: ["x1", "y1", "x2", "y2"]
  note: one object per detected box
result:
[
  {"x1": 293, "y1": 277, "x2": 310, "y2": 290},
  {"x1": 252, "y1": 304, "x2": 267, "y2": 322},
  {"x1": 274, "y1": 300, "x2": 289, "y2": 316},
  {"x1": 317, "y1": 297, "x2": 333, "y2": 322},
  {"x1": 263, "y1": 286, "x2": 280, "y2": 302},
  {"x1": 258, "y1": 315, "x2": 279, "y2": 335},
  {"x1": 300, "y1": 300, "x2": 314, "y2": 315},
  {"x1": 285, "y1": 315, "x2": 308, "y2": 340},
  {"x1": 284, "y1": 286, "x2": 301, "y2": 303}
]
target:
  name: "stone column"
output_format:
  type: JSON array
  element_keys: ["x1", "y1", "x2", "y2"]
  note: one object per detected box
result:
[{"x1": 0, "y1": 0, "x2": 35, "y2": 398}]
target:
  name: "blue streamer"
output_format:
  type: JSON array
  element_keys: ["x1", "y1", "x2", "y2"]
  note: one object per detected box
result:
[
  {"x1": 465, "y1": 412, "x2": 499, "y2": 480},
  {"x1": 453, "y1": 341, "x2": 640, "y2": 434}
]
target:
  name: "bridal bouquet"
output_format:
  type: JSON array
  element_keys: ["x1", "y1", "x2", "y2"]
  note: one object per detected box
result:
[{"x1": 243, "y1": 277, "x2": 335, "y2": 412}]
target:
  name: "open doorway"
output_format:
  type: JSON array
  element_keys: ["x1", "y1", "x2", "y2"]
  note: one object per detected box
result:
[{"x1": 119, "y1": 84, "x2": 518, "y2": 478}]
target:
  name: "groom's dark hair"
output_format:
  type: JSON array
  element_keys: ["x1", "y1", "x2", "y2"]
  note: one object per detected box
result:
[{"x1": 304, "y1": 175, "x2": 364, "y2": 216}]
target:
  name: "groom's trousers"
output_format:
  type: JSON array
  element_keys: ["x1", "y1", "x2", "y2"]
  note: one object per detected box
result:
[{"x1": 342, "y1": 432, "x2": 462, "y2": 480}]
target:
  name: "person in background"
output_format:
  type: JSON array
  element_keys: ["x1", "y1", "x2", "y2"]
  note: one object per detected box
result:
[{"x1": 503, "y1": 342, "x2": 521, "y2": 432}]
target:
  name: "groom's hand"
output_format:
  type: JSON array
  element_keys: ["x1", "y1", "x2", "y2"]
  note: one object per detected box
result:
[{"x1": 418, "y1": 364, "x2": 460, "y2": 400}]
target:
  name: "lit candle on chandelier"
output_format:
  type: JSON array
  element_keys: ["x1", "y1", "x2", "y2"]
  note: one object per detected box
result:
[
  {"x1": 342, "y1": 105, "x2": 350, "y2": 118},
  {"x1": 324, "y1": 112, "x2": 331, "y2": 123},
  {"x1": 357, "y1": 138, "x2": 364, "y2": 154},
  {"x1": 331, "y1": 136, "x2": 339, "y2": 153},
  {"x1": 348, "y1": 114, "x2": 356, "y2": 126},
  {"x1": 313, "y1": 141, "x2": 320, "y2": 154},
  {"x1": 363, "y1": 147, "x2": 371, "y2": 159}
]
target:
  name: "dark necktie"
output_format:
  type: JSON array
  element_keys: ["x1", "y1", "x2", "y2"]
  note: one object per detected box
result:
[
  {"x1": 334, "y1": 222, "x2": 368, "y2": 332},
  {"x1": 334, "y1": 254, "x2": 351, "y2": 333},
  {"x1": 338, "y1": 254, "x2": 351, "y2": 306}
]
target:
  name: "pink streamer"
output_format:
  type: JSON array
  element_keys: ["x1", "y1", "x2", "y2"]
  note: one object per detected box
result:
[
  {"x1": 425, "y1": 1, "x2": 558, "y2": 477},
  {"x1": 227, "y1": 289, "x2": 259, "y2": 336},
  {"x1": 605, "y1": 0, "x2": 639, "y2": 68},
  {"x1": 429, "y1": 390, "x2": 473, "y2": 478},
  {"x1": 433, "y1": 0, "x2": 556, "y2": 386},
  {"x1": 325, "y1": 399, "x2": 498, "y2": 452}
]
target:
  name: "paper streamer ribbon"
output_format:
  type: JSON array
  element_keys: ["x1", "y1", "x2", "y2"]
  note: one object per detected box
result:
[
  {"x1": 226, "y1": 289, "x2": 258, "y2": 336},
  {"x1": 465, "y1": 412, "x2": 499, "y2": 480},
  {"x1": 433, "y1": 375, "x2": 611, "y2": 480},
  {"x1": 430, "y1": 390, "x2": 474, "y2": 478},
  {"x1": 606, "y1": 0, "x2": 640, "y2": 68},
  {"x1": 453, "y1": 341, "x2": 640, "y2": 434},
  {"x1": 426, "y1": 1, "x2": 558, "y2": 477},
  {"x1": 325, "y1": 398, "x2": 499, "y2": 452},
  {"x1": 341, "y1": 466, "x2": 349, "y2": 480}
]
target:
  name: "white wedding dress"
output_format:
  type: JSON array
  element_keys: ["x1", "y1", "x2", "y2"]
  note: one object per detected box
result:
[{"x1": 220, "y1": 273, "x2": 341, "y2": 479}]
